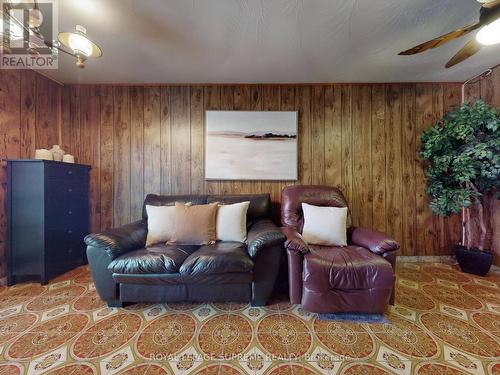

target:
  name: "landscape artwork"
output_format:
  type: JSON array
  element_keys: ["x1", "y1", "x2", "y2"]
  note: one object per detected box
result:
[{"x1": 205, "y1": 110, "x2": 298, "y2": 180}]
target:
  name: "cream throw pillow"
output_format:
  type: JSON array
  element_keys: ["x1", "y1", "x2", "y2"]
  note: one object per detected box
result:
[
  {"x1": 301, "y1": 203, "x2": 348, "y2": 246},
  {"x1": 216, "y1": 201, "x2": 250, "y2": 242},
  {"x1": 145, "y1": 203, "x2": 190, "y2": 247}
]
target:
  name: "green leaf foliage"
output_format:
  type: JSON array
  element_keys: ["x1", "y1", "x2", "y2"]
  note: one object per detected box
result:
[{"x1": 420, "y1": 100, "x2": 500, "y2": 217}]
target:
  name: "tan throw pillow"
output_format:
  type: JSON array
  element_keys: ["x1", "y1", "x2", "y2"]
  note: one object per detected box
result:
[
  {"x1": 301, "y1": 203, "x2": 348, "y2": 246},
  {"x1": 216, "y1": 201, "x2": 250, "y2": 242},
  {"x1": 168, "y1": 202, "x2": 219, "y2": 245}
]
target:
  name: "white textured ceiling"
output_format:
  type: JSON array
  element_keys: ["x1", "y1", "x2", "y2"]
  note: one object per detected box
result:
[{"x1": 40, "y1": 0, "x2": 500, "y2": 84}]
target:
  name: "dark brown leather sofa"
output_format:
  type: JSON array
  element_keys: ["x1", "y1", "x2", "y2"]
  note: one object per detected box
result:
[
  {"x1": 281, "y1": 185, "x2": 398, "y2": 313},
  {"x1": 84, "y1": 194, "x2": 285, "y2": 307}
]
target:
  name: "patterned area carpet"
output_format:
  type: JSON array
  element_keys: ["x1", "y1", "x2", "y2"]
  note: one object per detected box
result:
[{"x1": 0, "y1": 261, "x2": 499, "y2": 375}]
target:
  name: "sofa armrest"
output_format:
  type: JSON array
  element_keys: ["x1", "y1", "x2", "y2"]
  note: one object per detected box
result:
[
  {"x1": 84, "y1": 220, "x2": 147, "y2": 260},
  {"x1": 281, "y1": 226, "x2": 310, "y2": 254},
  {"x1": 247, "y1": 219, "x2": 285, "y2": 259},
  {"x1": 349, "y1": 227, "x2": 399, "y2": 255}
]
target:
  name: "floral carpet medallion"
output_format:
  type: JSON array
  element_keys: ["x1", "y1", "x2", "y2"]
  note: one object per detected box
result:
[
  {"x1": 422, "y1": 283, "x2": 484, "y2": 310},
  {"x1": 0, "y1": 313, "x2": 37, "y2": 345},
  {"x1": 420, "y1": 312, "x2": 500, "y2": 357},
  {"x1": 395, "y1": 285, "x2": 436, "y2": 311},
  {"x1": 71, "y1": 313, "x2": 142, "y2": 359},
  {"x1": 341, "y1": 363, "x2": 393, "y2": 374},
  {"x1": 422, "y1": 265, "x2": 473, "y2": 283},
  {"x1": 0, "y1": 284, "x2": 45, "y2": 310},
  {"x1": 369, "y1": 315, "x2": 439, "y2": 358},
  {"x1": 0, "y1": 364, "x2": 23, "y2": 375},
  {"x1": 267, "y1": 364, "x2": 317, "y2": 374},
  {"x1": 471, "y1": 312, "x2": 500, "y2": 339},
  {"x1": 313, "y1": 320, "x2": 374, "y2": 359},
  {"x1": 397, "y1": 266, "x2": 434, "y2": 283},
  {"x1": 136, "y1": 313, "x2": 196, "y2": 358},
  {"x1": 198, "y1": 314, "x2": 252, "y2": 359},
  {"x1": 118, "y1": 363, "x2": 170, "y2": 374},
  {"x1": 26, "y1": 284, "x2": 86, "y2": 311},
  {"x1": 415, "y1": 362, "x2": 469, "y2": 374},
  {"x1": 0, "y1": 261, "x2": 499, "y2": 374},
  {"x1": 462, "y1": 284, "x2": 500, "y2": 305},
  {"x1": 257, "y1": 313, "x2": 312, "y2": 358},
  {"x1": 7, "y1": 313, "x2": 89, "y2": 359},
  {"x1": 73, "y1": 289, "x2": 107, "y2": 311}
]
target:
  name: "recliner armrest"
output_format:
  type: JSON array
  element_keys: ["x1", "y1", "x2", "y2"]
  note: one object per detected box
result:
[
  {"x1": 281, "y1": 226, "x2": 310, "y2": 254},
  {"x1": 84, "y1": 220, "x2": 147, "y2": 260},
  {"x1": 247, "y1": 219, "x2": 285, "y2": 259},
  {"x1": 349, "y1": 227, "x2": 399, "y2": 255}
]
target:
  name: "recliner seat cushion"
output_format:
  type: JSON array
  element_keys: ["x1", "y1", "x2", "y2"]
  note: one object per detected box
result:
[
  {"x1": 108, "y1": 244, "x2": 199, "y2": 274},
  {"x1": 179, "y1": 242, "x2": 254, "y2": 275},
  {"x1": 303, "y1": 245, "x2": 394, "y2": 291}
]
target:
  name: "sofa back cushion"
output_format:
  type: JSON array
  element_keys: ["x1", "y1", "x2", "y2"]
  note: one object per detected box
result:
[
  {"x1": 142, "y1": 193, "x2": 270, "y2": 226},
  {"x1": 142, "y1": 194, "x2": 208, "y2": 220},
  {"x1": 207, "y1": 194, "x2": 270, "y2": 225},
  {"x1": 281, "y1": 185, "x2": 351, "y2": 233}
]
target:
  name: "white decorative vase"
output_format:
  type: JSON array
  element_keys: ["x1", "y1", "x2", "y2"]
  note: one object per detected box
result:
[
  {"x1": 35, "y1": 149, "x2": 53, "y2": 160},
  {"x1": 50, "y1": 145, "x2": 65, "y2": 161},
  {"x1": 63, "y1": 154, "x2": 75, "y2": 163}
]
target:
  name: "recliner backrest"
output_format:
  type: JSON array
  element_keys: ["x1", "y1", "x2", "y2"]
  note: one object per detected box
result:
[{"x1": 281, "y1": 185, "x2": 351, "y2": 232}]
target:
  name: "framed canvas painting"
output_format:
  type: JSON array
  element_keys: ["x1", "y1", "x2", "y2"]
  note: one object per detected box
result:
[{"x1": 205, "y1": 110, "x2": 298, "y2": 180}]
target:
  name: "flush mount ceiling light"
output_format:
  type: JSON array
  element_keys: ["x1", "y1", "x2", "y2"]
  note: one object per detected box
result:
[{"x1": 58, "y1": 25, "x2": 102, "y2": 68}]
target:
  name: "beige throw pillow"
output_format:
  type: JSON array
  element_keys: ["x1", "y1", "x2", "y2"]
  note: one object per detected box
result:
[
  {"x1": 145, "y1": 205, "x2": 177, "y2": 247},
  {"x1": 168, "y1": 202, "x2": 218, "y2": 245},
  {"x1": 216, "y1": 201, "x2": 250, "y2": 242},
  {"x1": 301, "y1": 203, "x2": 348, "y2": 246}
]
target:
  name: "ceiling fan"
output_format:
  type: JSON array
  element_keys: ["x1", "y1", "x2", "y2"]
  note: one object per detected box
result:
[{"x1": 398, "y1": 0, "x2": 500, "y2": 68}]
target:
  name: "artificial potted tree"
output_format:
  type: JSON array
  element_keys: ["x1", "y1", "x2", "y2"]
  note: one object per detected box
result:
[{"x1": 420, "y1": 100, "x2": 499, "y2": 276}]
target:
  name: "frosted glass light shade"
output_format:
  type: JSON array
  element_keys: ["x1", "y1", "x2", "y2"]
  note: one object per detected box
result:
[{"x1": 476, "y1": 18, "x2": 500, "y2": 46}]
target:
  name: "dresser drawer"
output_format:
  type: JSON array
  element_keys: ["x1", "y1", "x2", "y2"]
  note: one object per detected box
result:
[
  {"x1": 46, "y1": 178, "x2": 88, "y2": 197},
  {"x1": 46, "y1": 163, "x2": 87, "y2": 180},
  {"x1": 45, "y1": 238, "x2": 85, "y2": 265}
]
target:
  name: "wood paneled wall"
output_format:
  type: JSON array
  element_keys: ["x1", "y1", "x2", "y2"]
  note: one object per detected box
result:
[
  {"x1": 464, "y1": 65, "x2": 500, "y2": 262},
  {"x1": 0, "y1": 70, "x2": 62, "y2": 277},
  {"x1": 60, "y1": 82, "x2": 464, "y2": 257}
]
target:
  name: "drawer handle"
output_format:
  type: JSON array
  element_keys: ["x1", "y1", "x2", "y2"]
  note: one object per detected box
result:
[
  {"x1": 67, "y1": 229, "x2": 73, "y2": 234},
  {"x1": 68, "y1": 248, "x2": 73, "y2": 254},
  {"x1": 67, "y1": 188, "x2": 73, "y2": 193},
  {"x1": 68, "y1": 210, "x2": 73, "y2": 215},
  {"x1": 68, "y1": 170, "x2": 73, "y2": 175}
]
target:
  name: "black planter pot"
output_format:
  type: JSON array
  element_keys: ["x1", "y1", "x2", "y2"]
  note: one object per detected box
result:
[{"x1": 454, "y1": 245, "x2": 493, "y2": 276}]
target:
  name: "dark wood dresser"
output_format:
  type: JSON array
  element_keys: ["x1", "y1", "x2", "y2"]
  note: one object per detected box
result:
[{"x1": 7, "y1": 160, "x2": 91, "y2": 285}]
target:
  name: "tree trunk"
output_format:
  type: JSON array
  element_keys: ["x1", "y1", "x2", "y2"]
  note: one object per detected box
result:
[{"x1": 470, "y1": 183, "x2": 487, "y2": 250}]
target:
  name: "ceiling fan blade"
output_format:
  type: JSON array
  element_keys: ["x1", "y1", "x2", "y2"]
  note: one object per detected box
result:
[
  {"x1": 398, "y1": 23, "x2": 481, "y2": 55},
  {"x1": 481, "y1": 0, "x2": 500, "y2": 8},
  {"x1": 445, "y1": 39, "x2": 482, "y2": 68}
]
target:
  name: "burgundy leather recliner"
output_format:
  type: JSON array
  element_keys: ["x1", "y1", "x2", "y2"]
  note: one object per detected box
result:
[{"x1": 281, "y1": 185, "x2": 398, "y2": 313}]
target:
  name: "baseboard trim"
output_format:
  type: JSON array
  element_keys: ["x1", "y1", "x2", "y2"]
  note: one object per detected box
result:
[
  {"x1": 397, "y1": 255, "x2": 500, "y2": 274},
  {"x1": 396, "y1": 255, "x2": 455, "y2": 263}
]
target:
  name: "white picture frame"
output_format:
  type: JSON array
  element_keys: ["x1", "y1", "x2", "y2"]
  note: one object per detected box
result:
[{"x1": 205, "y1": 110, "x2": 298, "y2": 181}]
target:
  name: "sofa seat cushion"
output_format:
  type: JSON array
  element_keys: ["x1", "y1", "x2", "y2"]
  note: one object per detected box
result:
[
  {"x1": 108, "y1": 244, "x2": 199, "y2": 274},
  {"x1": 303, "y1": 245, "x2": 394, "y2": 291},
  {"x1": 179, "y1": 242, "x2": 254, "y2": 275}
]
